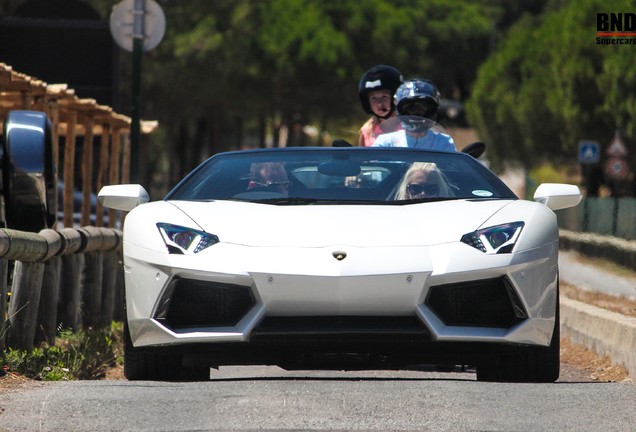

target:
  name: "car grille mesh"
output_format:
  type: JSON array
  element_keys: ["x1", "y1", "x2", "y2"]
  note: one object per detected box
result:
[
  {"x1": 162, "y1": 279, "x2": 254, "y2": 328},
  {"x1": 426, "y1": 277, "x2": 527, "y2": 328}
]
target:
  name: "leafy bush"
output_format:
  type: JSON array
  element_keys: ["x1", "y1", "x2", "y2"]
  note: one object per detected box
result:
[{"x1": 1, "y1": 322, "x2": 123, "y2": 381}]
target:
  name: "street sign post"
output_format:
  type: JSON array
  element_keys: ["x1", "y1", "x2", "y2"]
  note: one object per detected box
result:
[
  {"x1": 110, "y1": 0, "x2": 166, "y2": 53},
  {"x1": 110, "y1": 0, "x2": 165, "y2": 183},
  {"x1": 602, "y1": 130, "x2": 632, "y2": 198},
  {"x1": 606, "y1": 130, "x2": 628, "y2": 158},
  {"x1": 605, "y1": 157, "x2": 630, "y2": 181},
  {"x1": 578, "y1": 140, "x2": 600, "y2": 164}
]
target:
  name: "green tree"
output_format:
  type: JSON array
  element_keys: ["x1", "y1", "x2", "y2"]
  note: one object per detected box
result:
[
  {"x1": 139, "y1": 0, "x2": 438, "y2": 188},
  {"x1": 85, "y1": 0, "x2": 543, "y2": 193},
  {"x1": 467, "y1": 0, "x2": 636, "y2": 171}
]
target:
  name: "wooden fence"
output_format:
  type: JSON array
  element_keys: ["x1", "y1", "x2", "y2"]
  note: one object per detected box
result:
[
  {"x1": 0, "y1": 226, "x2": 124, "y2": 352},
  {"x1": 0, "y1": 62, "x2": 156, "y2": 229},
  {"x1": 0, "y1": 63, "x2": 156, "y2": 352}
]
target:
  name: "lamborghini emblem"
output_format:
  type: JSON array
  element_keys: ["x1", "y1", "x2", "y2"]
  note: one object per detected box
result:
[{"x1": 332, "y1": 251, "x2": 347, "y2": 261}]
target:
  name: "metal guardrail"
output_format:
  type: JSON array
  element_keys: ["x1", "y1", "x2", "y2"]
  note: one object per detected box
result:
[{"x1": 0, "y1": 227, "x2": 123, "y2": 351}]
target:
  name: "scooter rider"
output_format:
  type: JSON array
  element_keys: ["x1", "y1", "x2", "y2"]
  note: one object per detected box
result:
[
  {"x1": 357, "y1": 65, "x2": 403, "y2": 147},
  {"x1": 372, "y1": 79, "x2": 456, "y2": 151}
]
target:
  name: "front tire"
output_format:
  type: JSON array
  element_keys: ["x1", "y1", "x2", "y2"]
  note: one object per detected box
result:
[
  {"x1": 123, "y1": 319, "x2": 180, "y2": 381},
  {"x1": 477, "y1": 286, "x2": 560, "y2": 383},
  {"x1": 123, "y1": 320, "x2": 209, "y2": 381}
]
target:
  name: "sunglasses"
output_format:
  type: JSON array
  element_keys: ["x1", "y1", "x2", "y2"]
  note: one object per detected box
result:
[{"x1": 407, "y1": 183, "x2": 440, "y2": 196}]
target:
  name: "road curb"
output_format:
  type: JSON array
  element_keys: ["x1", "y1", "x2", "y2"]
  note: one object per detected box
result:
[{"x1": 561, "y1": 296, "x2": 636, "y2": 380}]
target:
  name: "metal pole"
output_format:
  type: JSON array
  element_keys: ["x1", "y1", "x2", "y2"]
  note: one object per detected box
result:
[{"x1": 130, "y1": 0, "x2": 145, "y2": 184}]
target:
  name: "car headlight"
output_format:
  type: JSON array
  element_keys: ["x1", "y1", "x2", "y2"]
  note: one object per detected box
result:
[
  {"x1": 460, "y1": 222, "x2": 524, "y2": 254},
  {"x1": 157, "y1": 223, "x2": 219, "y2": 254}
]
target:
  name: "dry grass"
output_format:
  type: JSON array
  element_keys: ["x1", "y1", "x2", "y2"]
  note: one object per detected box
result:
[
  {"x1": 560, "y1": 336, "x2": 630, "y2": 382},
  {"x1": 0, "y1": 369, "x2": 36, "y2": 392},
  {"x1": 559, "y1": 282, "x2": 633, "y2": 383},
  {"x1": 562, "y1": 283, "x2": 636, "y2": 318}
]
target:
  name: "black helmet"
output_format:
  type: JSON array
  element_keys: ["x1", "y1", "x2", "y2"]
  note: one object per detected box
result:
[
  {"x1": 358, "y1": 65, "x2": 403, "y2": 116},
  {"x1": 395, "y1": 79, "x2": 441, "y2": 120}
]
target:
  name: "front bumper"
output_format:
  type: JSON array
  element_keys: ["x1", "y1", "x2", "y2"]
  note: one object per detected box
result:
[{"x1": 124, "y1": 240, "x2": 559, "y2": 351}]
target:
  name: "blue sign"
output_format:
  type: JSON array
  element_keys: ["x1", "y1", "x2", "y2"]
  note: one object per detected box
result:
[{"x1": 578, "y1": 140, "x2": 600, "y2": 164}]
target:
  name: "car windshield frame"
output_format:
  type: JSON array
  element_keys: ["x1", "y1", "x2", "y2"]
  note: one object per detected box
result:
[{"x1": 165, "y1": 147, "x2": 516, "y2": 205}]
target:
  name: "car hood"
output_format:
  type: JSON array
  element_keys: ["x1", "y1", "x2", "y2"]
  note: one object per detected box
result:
[{"x1": 168, "y1": 199, "x2": 514, "y2": 247}]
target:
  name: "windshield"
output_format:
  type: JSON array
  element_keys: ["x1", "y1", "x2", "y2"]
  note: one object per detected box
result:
[{"x1": 166, "y1": 148, "x2": 516, "y2": 204}]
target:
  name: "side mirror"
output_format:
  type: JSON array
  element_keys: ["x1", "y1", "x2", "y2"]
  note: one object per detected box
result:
[
  {"x1": 461, "y1": 141, "x2": 486, "y2": 159},
  {"x1": 533, "y1": 183, "x2": 582, "y2": 211},
  {"x1": 98, "y1": 184, "x2": 150, "y2": 211}
]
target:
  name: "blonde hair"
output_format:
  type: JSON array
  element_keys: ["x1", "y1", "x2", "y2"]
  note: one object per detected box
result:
[{"x1": 394, "y1": 162, "x2": 452, "y2": 200}]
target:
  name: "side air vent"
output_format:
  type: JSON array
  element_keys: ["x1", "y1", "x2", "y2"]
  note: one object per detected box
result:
[
  {"x1": 426, "y1": 277, "x2": 527, "y2": 328},
  {"x1": 156, "y1": 279, "x2": 254, "y2": 329}
]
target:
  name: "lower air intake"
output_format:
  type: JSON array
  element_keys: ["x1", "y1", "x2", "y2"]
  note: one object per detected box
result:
[
  {"x1": 426, "y1": 277, "x2": 527, "y2": 328},
  {"x1": 161, "y1": 279, "x2": 254, "y2": 328}
]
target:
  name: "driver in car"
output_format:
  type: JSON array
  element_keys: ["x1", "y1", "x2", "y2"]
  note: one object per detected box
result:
[
  {"x1": 372, "y1": 79, "x2": 456, "y2": 152},
  {"x1": 248, "y1": 162, "x2": 290, "y2": 195},
  {"x1": 394, "y1": 162, "x2": 452, "y2": 200}
]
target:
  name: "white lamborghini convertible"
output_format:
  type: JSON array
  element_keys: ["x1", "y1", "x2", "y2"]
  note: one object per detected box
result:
[{"x1": 99, "y1": 146, "x2": 581, "y2": 382}]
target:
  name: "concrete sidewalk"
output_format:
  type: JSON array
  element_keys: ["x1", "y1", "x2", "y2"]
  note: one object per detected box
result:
[{"x1": 558, "y1": 250, "x2": 636, "y2": 380}]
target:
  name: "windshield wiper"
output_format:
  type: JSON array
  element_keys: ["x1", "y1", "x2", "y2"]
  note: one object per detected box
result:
[
  {"x1": 254, "y1": 197, "x2": 320, "y2": 205},
  {"x1": 253, "y1": 198, "x2": 390, "y2": 205},
  {"x1": 397, "y1": 197, "x2": 456, "y2": 204}
]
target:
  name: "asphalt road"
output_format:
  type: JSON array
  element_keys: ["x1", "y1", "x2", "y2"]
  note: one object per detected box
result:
[{"x1": 1, "y1": 366, "x2": 635, "y2": 431}]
